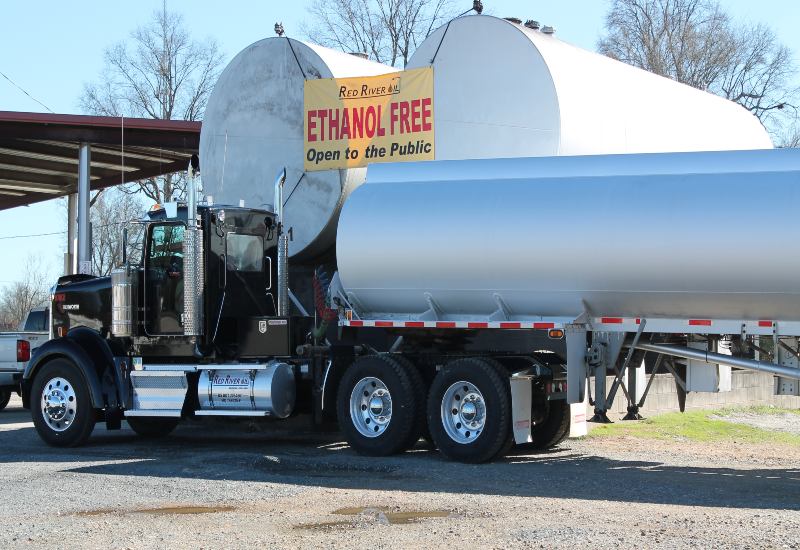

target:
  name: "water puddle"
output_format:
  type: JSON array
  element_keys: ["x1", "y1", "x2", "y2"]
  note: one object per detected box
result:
[
  {"x1": 295, "y1": 506, "x2": 453, "y2": 530},
  {"x1": 78, "y1": 504, "x2": 235, "y2": 516}
]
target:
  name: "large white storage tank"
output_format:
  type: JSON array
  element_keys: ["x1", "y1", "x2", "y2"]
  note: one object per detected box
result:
[
  {"x1": 199, "y1": 38, "x2": 393, "y2": 260},
  {"x1": 406, "y1": 15, "x2": 772, "y2": 158}
]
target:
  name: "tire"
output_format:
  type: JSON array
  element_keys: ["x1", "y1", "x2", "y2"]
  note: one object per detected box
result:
[
  {"x1": 527, "y1": 400, "x2": 570, "y2": 451},
  {"x1": 31, "y1": 359, "x2": 96, "y2": 447},
  {"x1": 337, "y1": 354, "x2": 423, "y2": 456},
  {"x1": 0, "y1": 389, "x2": 10, "y2": 411},
  {"x1": 427, "y1": 357, "x2": 512, "y2": 463},
  {"x1": 126, "y1": 417, "x2": 180, "y2": 438}
]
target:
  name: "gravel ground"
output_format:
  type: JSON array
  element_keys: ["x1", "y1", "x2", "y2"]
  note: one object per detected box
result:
[
  {"x1": 716, "y1": 411, "x2": 800, "y2": 436},
  {"x1": 2, "y1": 394, "x2": 799, "y2": 549}
]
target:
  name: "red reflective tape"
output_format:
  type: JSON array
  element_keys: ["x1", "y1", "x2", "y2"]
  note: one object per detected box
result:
[
  {"x1": 635, "y1": 318, "x2": 641, "y2": 324},
  {"x1": 436, "y1": 322, "x2": 456, "y2": 328},
  {"x1": 534, "y1": 322, "x2": 555, "y2": 329},
  {"x1": 601, "y1": 317, "x2": 623, "y2": 324},
  {"x1": 349, "y1": 320, "x2": 364, "y2": 327},
  {"x1": 689, "y1": 319, "x2": 712, "y2": 326},
  {"x1": 468, "y1": 322, "x2": 488, "y2": 329},
  {"x1": 405, "y1": 321, "x2": 425, "y2": 328},
  {"x1": 758, "y1": 320, "x2": 774, "y2": 327},
  {"x1": 500, "y1": 322, "x2": 521, "y2": 329},
  {"x1": 374, "y1": 321, "x2": 394, "y2": 327}
]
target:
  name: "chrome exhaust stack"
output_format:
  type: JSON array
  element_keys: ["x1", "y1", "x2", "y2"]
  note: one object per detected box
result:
[
  {"x1": 274, "y1": 168, "x2": 289, "y2": 317},
  {"x1": 184, "y1": 155, "x2": 204, "y2": 336}
]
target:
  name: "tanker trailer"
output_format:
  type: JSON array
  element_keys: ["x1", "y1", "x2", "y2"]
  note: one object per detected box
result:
[{"x1": 329, "y1": 148, "x2": 800, "y2": 460}]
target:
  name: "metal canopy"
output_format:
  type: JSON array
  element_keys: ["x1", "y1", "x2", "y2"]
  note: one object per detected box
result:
[{"x1": 0, "y1": 111, "x2": 201, "y2": 210}]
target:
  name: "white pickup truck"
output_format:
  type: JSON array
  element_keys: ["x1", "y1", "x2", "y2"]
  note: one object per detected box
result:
[{"x1": 0, "y1": 307, "x2": 49, "y2": 410}]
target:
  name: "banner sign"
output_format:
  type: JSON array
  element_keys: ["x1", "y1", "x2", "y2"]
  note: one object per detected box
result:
[{"x1": 304, "y1": 67, "x2": 434, "y2": 171}]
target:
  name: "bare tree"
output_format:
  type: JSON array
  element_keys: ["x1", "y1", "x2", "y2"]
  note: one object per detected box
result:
[
  {"x1": 81, "y1": 2, "x2": 223, "y2": 203},
  {"x1": 781, "y1": 122, "x2": 800, "y2": 148},
  {"x1": 599, "y1": 0, "x2": 798, "y2": 135},
  {"x1": 304, "y1": 0, "x2": 455, "y2": 67},
  {"x1": 91, "y1": 190, "x2": 146, "y2": 276},
  {"x1": 0, "y1": 256, "x2": 52, "y2": 330}
]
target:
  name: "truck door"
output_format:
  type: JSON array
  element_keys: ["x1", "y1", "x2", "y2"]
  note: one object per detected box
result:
[
  {"x1": 144, "y1": 222, "x2": 185, "y2": 335},
  {"x1": 224, "y1": 232, "x2": 275, "y2": 317}
]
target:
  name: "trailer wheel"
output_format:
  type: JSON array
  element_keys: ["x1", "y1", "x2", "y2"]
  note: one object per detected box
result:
[
  {"x1": 337, "y1": 354, "x2": 423, "y2": 456},
  {"x1": 126, "y1": 417, "x2": 180, "y2": 439},
  {"x1": 527, "y1": 400, "x2": 570, "y2": 450},
  {"x1": 31, "y1": 359, "x2": 96, "y2": 447},
  {"x1": 427, "y1": 357, "x2": 512, "y2": 463}
]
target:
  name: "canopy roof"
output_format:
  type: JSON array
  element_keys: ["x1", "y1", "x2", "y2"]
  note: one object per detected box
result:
[{"x1": 0, "y1": 111, "x2": 200, "y2": 210}]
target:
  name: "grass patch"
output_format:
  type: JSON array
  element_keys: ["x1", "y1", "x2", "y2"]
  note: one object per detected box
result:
[
  {"x1": 588, "y1": 409, "x2": 800, "y2": 446},
  {"x1": 717, "y1": 405, "x2": 800, "y2": 416}
]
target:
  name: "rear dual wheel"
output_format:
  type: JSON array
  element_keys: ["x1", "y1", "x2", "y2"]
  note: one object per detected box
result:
[
  {"x1": 337, "y1": 354, "x2": 425, "y2": 456},
  {"x1": 427, "y1": 358, "x2": 513, "y2": 463},
  {"x1": 126, "y1": 417, "x2": 180, "y2": 438}
]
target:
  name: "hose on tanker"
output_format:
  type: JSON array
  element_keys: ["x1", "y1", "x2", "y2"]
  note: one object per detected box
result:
[{"x1": 312, "y1": 268, "x2": 338, "y2": 340}]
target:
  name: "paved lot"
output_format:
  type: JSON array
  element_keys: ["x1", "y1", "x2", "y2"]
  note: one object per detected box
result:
[{"x1": 2, "y1": 395, "x2": 799, "y2": 549}]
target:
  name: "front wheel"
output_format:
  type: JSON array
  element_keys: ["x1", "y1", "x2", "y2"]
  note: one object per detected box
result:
[
  {"x1": 0, "y1": 389, "x2": 11, "y2": 411},
  {"x1": 126, "y1": 417, "x2": 180, "y2": 438},
  {"x1": 427, "y1": 358, "x2": 512, "y2": 463},
  {"x1": 31, "y1": 359, "x2": 96, "y2": 447}
]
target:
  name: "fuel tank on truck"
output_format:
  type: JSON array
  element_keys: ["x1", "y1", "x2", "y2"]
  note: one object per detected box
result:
[
  {"x1": 406, "y1": 15, "x2": 772, "y2": 158},
  {"x1": 336, "y1": 149, "x2": 800, "y2": 323},
  {"x1": 199, "y1": 38, "x2": 393, "y2": 261}
]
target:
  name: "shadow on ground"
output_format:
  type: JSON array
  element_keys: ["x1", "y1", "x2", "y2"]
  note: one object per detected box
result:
[{"x1": 2, "y1": 403, "x2": 798, "y2": 511}]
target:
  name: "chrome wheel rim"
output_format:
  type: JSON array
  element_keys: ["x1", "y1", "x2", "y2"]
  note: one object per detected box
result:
[
  {"x1": 350, "y1": 377, "x2": 392, "y2": 438},
  {"x1": 441, "y1": 381, "x2": 486, "y2": 444},
  {"x1": 40, "y1": 377, "x2": 77, "y2": 433}
]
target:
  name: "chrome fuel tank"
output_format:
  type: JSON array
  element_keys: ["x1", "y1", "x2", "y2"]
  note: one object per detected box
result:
[
  {"x1": 198, "y1": 362, "x2": 295, "y2": 418},
  {"x1": 336, "y1": 149, "x2": 800, "y2": 322}
]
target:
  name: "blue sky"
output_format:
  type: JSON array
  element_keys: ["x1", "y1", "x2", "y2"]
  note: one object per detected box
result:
[{"x1": 0, "y1": 0, "x2": 798, "y2": 289}]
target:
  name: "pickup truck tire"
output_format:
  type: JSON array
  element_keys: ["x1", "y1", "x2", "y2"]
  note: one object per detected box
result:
[
  {"x1": 427, "y1": 357, "x2": 512, "y2": 463},
  {"x1": 337, "y1": 354, "x2": 422, "y2": 456},
  {"x1": 0, "y1": 389, "x2": 10, "y2": 411},
  {"x1": 126, "y1": 417, "x2": 180, "y2": 438},
  {"x1": 31, "y1": 359, "x2": 96, "y2": 447}
]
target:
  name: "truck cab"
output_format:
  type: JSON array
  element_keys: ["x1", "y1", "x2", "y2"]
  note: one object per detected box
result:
[{"x1": 23, "y1": 185, "x2": 314, "y2": 446}]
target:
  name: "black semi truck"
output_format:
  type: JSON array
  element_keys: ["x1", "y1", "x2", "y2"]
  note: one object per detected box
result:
[{"x1": 21, "y1": 167, "x2": 570, "y2": 463}]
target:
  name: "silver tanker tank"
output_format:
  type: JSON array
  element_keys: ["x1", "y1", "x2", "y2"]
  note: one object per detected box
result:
[
  {"x1": 336, "y1": 149, "x2": 800, "y2": 322},
  {"x1": 200, "y1": 38, "x2": 392, "y2": 260}
]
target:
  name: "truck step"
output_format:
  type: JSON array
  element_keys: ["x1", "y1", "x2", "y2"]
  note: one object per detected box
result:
[
  {"x1": 193, "y1": 410, "x2": 271, "y2": 417},
  {"x1": 130, "y1": 371, "x2": 188, "y2": 414},
  {"x1": 124, "y1": 409, "x2": 182, "y2": 418}
]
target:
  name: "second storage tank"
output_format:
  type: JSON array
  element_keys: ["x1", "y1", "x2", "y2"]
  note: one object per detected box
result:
[{"x1": 406, "y1": 15, "x2": 772, "y2": 159}]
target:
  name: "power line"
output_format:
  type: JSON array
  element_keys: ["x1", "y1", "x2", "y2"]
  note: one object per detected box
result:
[
  {"x1": 0, "y1": 220, "x2": 135, "y2": 241},
  {"x1": 0, "y1": 230, "x2": 65, "y2": 240},
  {"x1": 0, "y1": 69, "x2": 55, "y2": 113}
]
